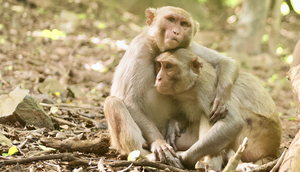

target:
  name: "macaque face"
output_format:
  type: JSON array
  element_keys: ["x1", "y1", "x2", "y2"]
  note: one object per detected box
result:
[
  {"x1": 162, "y1": 13, "x2": 192, "y2": 50},
  {"x1": 146, "y1": 7, "x2": 198, "y2": 52},
  {"x1": 155, "y1": 57, "x2": 178, "y2": 95},
  {"x1": 155, "y1": 49, "x2": 202, "y2": 96}
]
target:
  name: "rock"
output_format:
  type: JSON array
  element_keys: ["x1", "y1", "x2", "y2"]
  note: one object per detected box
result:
[
  {"x1": 68, "y1": 85, "x2": 85, "y2": 98},
  {"x1": 0, "y1": 133, "x2": 11, "y2": 146},
  {"x1": 37, "y1": 78, "x2": 66, "y2": 96},
  {"x1": 14, "y1": 95, "x2": 54, "y2": 129},
  {"x1": 0, "y1": 87, "x2": 54, "y2": 129}
]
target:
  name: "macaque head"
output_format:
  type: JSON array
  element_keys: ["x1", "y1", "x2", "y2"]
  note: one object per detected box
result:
[
  {"x1": 146, "y1": 6, "x2": 199, "y2": 52},
  {"x1": 155, "y1": 49, "x2": 203, "y2": 96}
]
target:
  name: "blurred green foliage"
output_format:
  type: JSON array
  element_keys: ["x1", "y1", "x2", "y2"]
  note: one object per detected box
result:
[{"x1": 223, "y1": 0, "x2": 240, "y2": 8}]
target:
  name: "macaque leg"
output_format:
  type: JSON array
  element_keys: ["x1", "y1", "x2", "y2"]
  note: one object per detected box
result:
[
  {"x1": 180, "y1": 106, "x2": 244, "y2": 169},
  {"x1": 198, "y1": 114, "x2": 223, "y2": 171},
  {"x1": 104, "y1": 96, "x2": 151, "y2": 156}
]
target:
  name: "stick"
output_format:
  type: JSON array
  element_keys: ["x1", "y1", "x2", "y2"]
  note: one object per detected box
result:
[
  {"x1": 222, "y1": 137, "x2": 248, "y2": 172},
  {"x1": 0, "y1": 153, "x2": 77, "y2": 167},
  {"x1": 50, "y1": 116, "x2": 78, "y2": 127},
  {"x1": 40, "y1": 103, "x2": 101, "y2": 110},
  {"x1": 107, "y1": 160, "x2": 188, "y2": 172},
  {"x1": 270, "y1": 148, "x2": 287, "y2": 172},
  {"x1": 0, "y1": 153, "x2": 189, "y2": 172}
]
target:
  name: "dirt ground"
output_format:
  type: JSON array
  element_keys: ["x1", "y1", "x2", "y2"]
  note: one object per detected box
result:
[{"x1": 0, "y1": 0, "x2": 300, "y2": 171}]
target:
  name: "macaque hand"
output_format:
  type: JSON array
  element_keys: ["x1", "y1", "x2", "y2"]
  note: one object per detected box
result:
[
  {"x1": 166, "y1": 120, "x2": 181, "y2": 151},
  {"x1": 209, "y1": 85, "x2": 230, "y2": 123},
  {"x1": 151, "y1": 139, "x2": 184, "y2": 169}
]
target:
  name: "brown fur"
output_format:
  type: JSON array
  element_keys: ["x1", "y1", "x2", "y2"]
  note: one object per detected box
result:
[{"x1": 155, "y1": 48, "x2": 282, "y2": 170}]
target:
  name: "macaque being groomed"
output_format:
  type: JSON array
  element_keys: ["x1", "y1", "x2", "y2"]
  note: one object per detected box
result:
[
  {"x1": 155, "y1": 48, "x2": 282, "y2": 170},
  {"x1": 104, "y1": 6, "x2": 239, "y2": 168}
]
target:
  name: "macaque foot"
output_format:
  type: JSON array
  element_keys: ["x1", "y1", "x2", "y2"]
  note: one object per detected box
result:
[
  {"x1": 145, "y1": 152, "x2": 184, "y2": 169},
  {"x1": 117, "y1": 153, "x2": 128, "y2": 160},
  {"x1": 195, "y1": 161, "x2": 209, "y2": 172}
]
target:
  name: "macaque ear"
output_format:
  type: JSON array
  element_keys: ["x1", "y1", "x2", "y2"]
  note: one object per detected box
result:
[
  {"x1": 146, "y1": 8, "x2": 156, "y2": 26},
  {"x1": 193, "y1": 20, "x2": 199, "y2": 36},
  {"x1": 191, "y1": 56, "x2": 203, "y2": 74}
]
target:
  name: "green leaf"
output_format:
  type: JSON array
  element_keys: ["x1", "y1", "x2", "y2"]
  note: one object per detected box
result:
[
  {"x1": 8, "y1": 146, "x2": 19, "y2": 155},
  {"x1": 288, "y1": 117, "x2": 295, "y2": 121},
  {"x1": 2, "y1": 153, "x2": 8, "y2": 156}
]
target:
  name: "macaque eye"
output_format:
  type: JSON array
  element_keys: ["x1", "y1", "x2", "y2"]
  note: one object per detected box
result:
[
  {"x1": 181, "y1": 22, "x2": 189, "y2": 27},
  {"x1": 156, "y1": 62, "x2": 161, "y2": 68},
  {"x1": 166, "y1": 63, "x2": 173, "y2": 69},
  {"x1": 168, "y1": 17, "x2": 175, "y2": 22}
]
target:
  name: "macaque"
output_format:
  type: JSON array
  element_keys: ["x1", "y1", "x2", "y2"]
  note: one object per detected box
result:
[
  {"x1": 155, "y1": 48, "x2": 282, "y2": 170},
  {"x1": 290, "y1": 39, "x2": 300, "y2": 110},
  {"x1": 104, "y1": 6, "x2": 239, "y2": 168}
]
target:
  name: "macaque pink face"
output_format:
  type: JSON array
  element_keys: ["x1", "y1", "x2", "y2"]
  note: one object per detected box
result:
[
  {"x1": 155, "y1": 58, "x2": 178, "y2": 95},
  {"x1": 163, "y1": 13, "x2": 192, "y2": 49}
]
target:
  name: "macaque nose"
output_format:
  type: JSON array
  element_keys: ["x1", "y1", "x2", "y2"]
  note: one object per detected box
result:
[{"x1": 173, "y1": 29, "x2": 180, "y2": 35}]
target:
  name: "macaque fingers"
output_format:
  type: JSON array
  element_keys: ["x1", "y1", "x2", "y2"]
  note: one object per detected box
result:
[
  {"x1": 166, "y1": 137, "x2": 177, "y2": 151},
  {"x1": 164, "y1": 150, "x2": 185, "y2": 169},
  {"x1": 209, "y1": 99, "x2": 228, "y2": 123},
  {"x1": 175, "y1": 124, "x2": 181, "y2": 137}
]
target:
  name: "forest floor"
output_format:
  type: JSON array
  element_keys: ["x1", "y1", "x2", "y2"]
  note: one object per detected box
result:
[{"x1": 1, "y1": 0, "x2": 300, "y2": 171}]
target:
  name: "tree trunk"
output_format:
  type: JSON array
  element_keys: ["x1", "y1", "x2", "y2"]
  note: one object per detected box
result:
[
  {"x1": 268, "y1": 0, "x2": 284, "y2": 57},
  {"x1": 279, "y1": 130, "x2": 300, "y2": 172},
  {"x1": 231, "y1": 0, "x2": 271, "y2": 54}
]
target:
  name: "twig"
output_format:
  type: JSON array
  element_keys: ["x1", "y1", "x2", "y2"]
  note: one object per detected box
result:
[
  {"x1": 50, "y1": 116, "x2": 78, "y2": 127},
  {"x1": 107, "y1": 160, "x2": 188, "y2": 172},
  {"x1": 0, "y1": 73, "x2": 9, "y2": 85},
  {"x1": 249, "y1": 159, "x2": 278, "y2": 172},
  {"x1": 270, "y1": 147, "x2": 288, "y2": 172},
  {"x1": 118, "y1": 162, "x2": 134, "y2": 172},
  {"x1": 30, "y1": 150, "x2": 53, "y2": 157},
  {"x1": 76, "y1": 111, "x2": 99, "y2": 124},
  {"x1": 0, "y1": 152, "x2": 190, "y2": 172},
  {"x1": 44, "y1": 162, "x2": 61, "y2": 172},
  {"x1": 98, "y1": 158, "x2": 105, "y2": 172},
  {"x1": 18, "y1": 138, "x2": 28, "y2": 149},
  {"x1": 222, "y1": 137, "x2": 248, "y2": 172},
  {"x1": 40, "y1": 102, "x2": 101, "y2": 110},
  {"x1": 0, "y1": 153, "x2": 78, "y2": 167}
]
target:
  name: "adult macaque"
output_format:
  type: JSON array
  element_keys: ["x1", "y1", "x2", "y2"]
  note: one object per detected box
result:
[
  {"x1": 289, "y1": 39, "x2": 300, "y2": 110},
  {"x1": 155, "y1": 49, "x2": 282, "y2": 170},
  {"x1": 104, "y1": 6, "x2": 239, "y2": 167}
]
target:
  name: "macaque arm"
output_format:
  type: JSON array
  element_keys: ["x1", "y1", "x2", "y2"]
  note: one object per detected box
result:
[
  {"x1": 166, "y1": 119, "x2": 181, "y2": 151},
  {"x1": 127, "y1": 95, "x2": 180, "y2": 158},
  {"x1": 180, "y1": 106, "x2": 244, "y2": 168},
  {"x1": 188, "y1": 41, "x2": 239, "y2": 123}
]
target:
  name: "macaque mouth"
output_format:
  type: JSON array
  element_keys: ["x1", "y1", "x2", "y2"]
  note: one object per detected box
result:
[
  {"x1": 166, "y1": 37, "x2": 179, "y2": 42},
  {"x1": 155, "y1": 85, "x2": 170, "y2": 92}
]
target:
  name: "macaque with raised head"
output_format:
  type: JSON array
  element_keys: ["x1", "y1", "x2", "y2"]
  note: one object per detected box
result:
[
  {"x1": 155, "y1": 49, "x2": 282, "y2": 170},
  {"x1": 104, "y1": 6, "x2": 239, "y2": 168}
]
